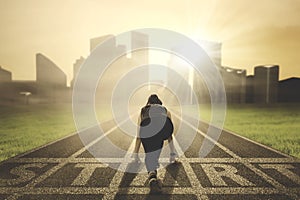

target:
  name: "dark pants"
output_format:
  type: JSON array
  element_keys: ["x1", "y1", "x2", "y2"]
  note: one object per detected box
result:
[
  {"x1": 140, "y1": 118, "x2": 165, "y2": 172},
  {"x1": 140, "y1": 136, "x2": 164, "y2": 172},
  {"x1": 140, "y1": 116, "x2": 173, "y2": 172}
]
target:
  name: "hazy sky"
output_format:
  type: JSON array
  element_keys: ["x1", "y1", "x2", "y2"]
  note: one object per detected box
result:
[{"x1": 0, "y1": 0, "x2": 300, "y2": 84}]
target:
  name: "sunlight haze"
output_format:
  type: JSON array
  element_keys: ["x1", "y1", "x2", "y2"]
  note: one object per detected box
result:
[{"x1": 0, "y1": 0, "x2": 300, "y2": 84}]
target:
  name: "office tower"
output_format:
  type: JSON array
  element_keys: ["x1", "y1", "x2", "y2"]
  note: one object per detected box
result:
[
  {"x1": 0, "y1": 66, "x2": 12, "y2": 82},
  {"x1": 278, "y1": 77, "x2": 300, "y2": 102},
  {"x1": 198, "y1": 40, "x2": 222, "y2": 67},
  {"x1": 71, "y1": 57, "x2": 85, "y2": 87},
  {"x1": 36, "y1": 53, "x2": 67, "y2": 87},
  {"x1": 90, "y1": 35, "x2": 115, "y2": 53},
  {"x1": 220, "y1": 66, "x2": 246, "y2": 103},
  {"x1": 254, "y1": 65, "x2": 279, "y2": 103}
]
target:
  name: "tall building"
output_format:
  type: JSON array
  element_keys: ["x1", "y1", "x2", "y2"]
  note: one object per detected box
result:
[
  {"x1": 116, "y1": 45, "x2": 127, "y2": 56},
  {"x1": 89, "y1": 32, "x2": 149, "y2": 104},
  {"x1": 167, "y1": 48, "x2": 192, "y2": 104},
  {"x1": 220, "y1": 66, "x2": 247, "y2": 103},
  {"x1": 166, "y1": 40, "x2": 223, "y2": 104},
  {"x1": 197, "y1": 40, "x2": 222, "y2": 67},
  {"x1": 90, "y1": 35, "x2": 115, "y2": 53},
  {"x1": 131, "y1": 31, "x2": 149, "y2": 64},
  {"x1": 254, "y1": 65, "x2": 279, "y2": 104},
  {"x1": 131, "y1": 31, "x2": 150, "y2": 90},
  {"x1": 36, "y1": 53, "x2": 67, "y2": 87},
  {"x1": 278, "y1": 77, "x2": 300, "y2": 102},
  {"x1": 36, "y1": 53, "x2": 68, "y2": 103},
  {"x1": 71, "y1": 56, "x2": 85, "y2": 87},
  {"x1": 246, "y1": 75, "x2": 254, "y2": 103},
  {"x1": 0, "y1": 66, "x2": 12, "y2": 82},
  {"x1": 0, "y1": 60, "x2": 70, "y2": 104}
]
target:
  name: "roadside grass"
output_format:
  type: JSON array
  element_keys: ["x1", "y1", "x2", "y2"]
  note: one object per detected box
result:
[
  {"x1": 0, "y1": 103, "x2": 112, "y2": 162},
  {"x1": 195, "y1": 103, "x2": 300, "y2": 158},
  {"x1": 0, "y1": 104, "x2": 75, "y2": 162},
  {"x1": 0, "y1": 103, "x2": 299, "y2": 162},
  {"x1": 223, "y1": 104, "x2": 300, "y2": 158}
]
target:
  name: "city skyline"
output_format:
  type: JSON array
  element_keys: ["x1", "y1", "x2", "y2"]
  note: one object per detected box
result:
[{"x1": 0, "y1": 0, "x2": 300, "y2": 84}]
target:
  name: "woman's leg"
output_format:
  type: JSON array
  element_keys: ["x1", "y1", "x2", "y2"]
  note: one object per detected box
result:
[
  {"x1": 141, "y1": 137, "x2": 164, "y2": 172},
  {"x1": 141, "y1": 136, "x2": 164, "y2": 193}
]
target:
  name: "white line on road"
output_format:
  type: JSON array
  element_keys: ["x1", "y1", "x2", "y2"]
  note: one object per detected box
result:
[
  {"x1": 7, "y1": 157, "x2": 299, "y2": 164},
  {"x1": 171, "y1": 112, "x2": 299, "y2": 200},
  {"x1": 5, "y1": 115, "x2": 136, "y2": 200},
  {"x1": 2, "y1": 112, "x2": 300, "y2": 200}
]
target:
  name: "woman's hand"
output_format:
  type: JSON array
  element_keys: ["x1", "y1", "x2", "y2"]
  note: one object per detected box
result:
[
  {"x1": 169, "y1": 152, "x2": 177, "y2": 163},
  {"x1": 131, "y1": 153, "x2": 141, "y2": 163}
]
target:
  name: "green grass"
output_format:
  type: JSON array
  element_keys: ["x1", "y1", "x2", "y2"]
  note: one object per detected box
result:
[
  {"x1": 0, "y1": 103, "x2": 299, "y2": 162},
  {"x1": 0, "y1": 104, "x2": 76, "y2": 161},
  {"x1": 194, "y1": 103, "x2": 300, "y2": 158},
  {"x1": 0, "y1": 103, "x2": 116, "y2": 162},
  {"x1": 223, "y1": 104, "x2": 300, "y2": 158}
]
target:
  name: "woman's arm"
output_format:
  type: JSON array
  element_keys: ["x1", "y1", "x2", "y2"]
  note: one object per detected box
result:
[
  {"x1": 132, "y1": 114, "x2": 141, "y2": 161},
  {"x1": 133, "y1": 137, "x2": 141, "y2": 154},
  {"x1": 167, "y1": 111, "x2": 177, "y2": 162},
  {"x1": 168, "y1": 135, "x2": 176, "y2": 155},
  {"x1": 168, "y1": 135, "x2": 177, "y2": 163}
]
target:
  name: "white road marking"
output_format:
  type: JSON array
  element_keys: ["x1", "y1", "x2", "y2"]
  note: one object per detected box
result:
[
  {"x1": 1, "y1": 113, "x2": 300, "y2": 199},
  {"x1": 107, "y1": 140, "x2": 137, "y2": 199},
  {"x1": 221, "y1": 126, "x2": 292, "y2": 158},
  {"x1": 201, "y1": 163, "x2": 255, "y2": 187},
  {"x1": 7, "y1": 157, "x2": 299, "y2": 164},
  {"x1": 71, "y1": 163, "x2": 109, "y2": 186},
  {"x1": 172, "y1": 135, "x2": 210, "y2": 200},
  {"x1": 260, "y1": 164, "x2": 300, "y2": 185},
  {"x1": 4, "y1": 116, "x2": 134, "y2": 200},
  {"x1": 171, "y1": 112, "x2": 299, "y2": 200},
  {"x1": 0, "y1": 163, "x2": 47, "y2": 186},
  {"x1": 0, "y1": 186, "x2": 285, "y2": 195},
  {"x1": 6, "y1": 117, "x2": 114, "y2": 163}
]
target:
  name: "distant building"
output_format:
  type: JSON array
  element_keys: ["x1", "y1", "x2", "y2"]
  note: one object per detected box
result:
[
  {"x1": 71, "y1": 56, "x2": 85, "y2": 87},
  {"x1": 36, "y1": 53, "x2": 69, "y2": 103},
  {"x1": 88, "y1": 32, "x2": 149, "y2": 104},
  {"x1": 4, "y1": 33, "x2": 300, "y2": 106},
  {"x1": 36, "y1": 53, "x2": 67, "y2": 87},
  {"x1": 246, "y1": 75, "x2": 254, "y2": 103},
  {"x1": 254, "y1": 65, "x2": 279, "y2": 104},
  {"x1": 116, "y1": 45, "x2": 127, "y2": 56},
  {"x1": 0, "y1": 81, "x2": 37, "y2": 103},
  {"x1": 0, "y1": 58, "x2": 70, "y2": 104},
  {"x1": 278, "y1": 77, "x2": 300, "y2": 102},
  {"x1": 166, "y1": 40, "x2": 222, "y2": 104},
  {"x1": 131, "y1": 31, "x2": 149, "y2": 64},
  {"x1": 0, "y1": 66, "x2": 12, "y2": 82},
  {"x1": 90, "y1": 35, "x2": 115, "y2": 53},
  {"x1": 219, "y1": 66, "x2": 247, "y2": 103},
  {"x1": 198, "y1": 40, "x2": 222, "y2": 67}
]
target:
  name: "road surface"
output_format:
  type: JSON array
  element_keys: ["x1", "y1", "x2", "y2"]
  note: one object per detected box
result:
[{"x1": 0, "y1": 114, "x2": 299, "y2": 200}]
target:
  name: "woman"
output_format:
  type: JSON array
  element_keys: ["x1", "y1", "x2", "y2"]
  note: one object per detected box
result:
[{"x1": 132, "y1": 94, "x2": 176, "y2": 193}]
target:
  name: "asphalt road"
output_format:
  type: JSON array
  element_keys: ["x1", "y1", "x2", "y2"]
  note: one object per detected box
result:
[{"x1": 0, "y1": 114, "x2": 299, "y2": 200}]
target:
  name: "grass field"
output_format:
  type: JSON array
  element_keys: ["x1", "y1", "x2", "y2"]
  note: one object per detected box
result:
[
  {"x1": 197, "y1": 103, "x2": 300, "y2": 158},
  {"x1": 0, "y1": 103, "x2": 299, "y2": 162},
  {"x1": 0, "y1": 104, "x2": 75, "y2": 161}
]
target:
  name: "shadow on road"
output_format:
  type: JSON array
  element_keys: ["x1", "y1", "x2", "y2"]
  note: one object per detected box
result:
[{"x1": 115, "y1": 161, "x2": 183, "y2": 199}]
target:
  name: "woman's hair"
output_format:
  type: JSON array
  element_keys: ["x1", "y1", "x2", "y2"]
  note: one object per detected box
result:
[{"x1": 146, "y1": 94, "x2": 162, "y2": 105}]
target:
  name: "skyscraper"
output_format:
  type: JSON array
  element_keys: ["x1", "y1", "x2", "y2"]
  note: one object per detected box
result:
[
  {"x1": 0, "y1": 66, "x2": 12, "y2": 82},
  {"x1": 131, "y1": 31, "x2": 149, "y2": 64},
  {"x1": 90, "y1": 35, "x2": 115, "y2": 53},
  {"x1": 71, "y1": 56, "x2": 85, "y2": 87},
  {"x1": 220, "y1": 66, "x2": 246, "y2": 103},
  {"x1": 198, "y1": 40, "x2": 222, "y2": 67},
  {"x1": 36, "y1": 53, "x2": 67, "y2": 87},
  {"x1": 254, "y1": 65, "x2": 279, "y2": 104}
]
